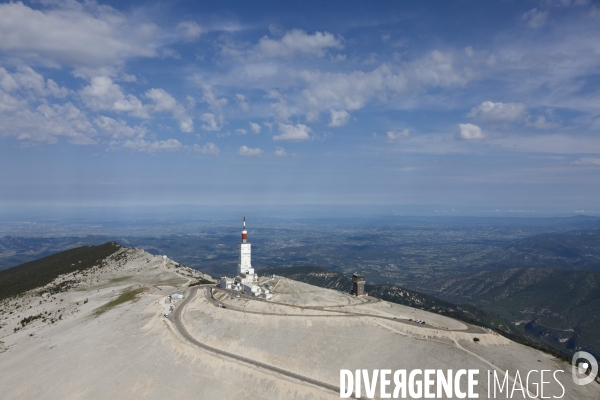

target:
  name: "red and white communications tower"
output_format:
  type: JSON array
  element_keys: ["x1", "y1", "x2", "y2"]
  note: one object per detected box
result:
[{"x1": 238, "y1": 217, "x2": 255, "y2": 277}]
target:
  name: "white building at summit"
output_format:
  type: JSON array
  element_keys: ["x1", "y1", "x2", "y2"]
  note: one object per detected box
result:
[{"x1": 220, "y1": 217, "x2": 272, "y2": 299}]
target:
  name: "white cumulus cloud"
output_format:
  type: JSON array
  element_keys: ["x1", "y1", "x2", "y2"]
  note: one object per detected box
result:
[
  {"x1": 526, "y1": 115, "x2": 561, "y2": 129},
  {"x1": 273, "y1": 123, "x2": 311, "y2": 141},
  {"x1": 249, "y1": 122, "x2": 261, "y2": 134},
  {"x1": 122, "y1": 138, "x2": 182, "y2": 153},
  {"x1": 0, "y1": 66, "x2": 69, "y2": 97},
  {"x1": 0, "y1": 88, "x2": 97, "y2": 145},
  {"x1": 256, "y1": 29, "x2": 343, "y2": 58},
  {"x1": 200, "y1": 113, "x2": 219, "y2": 131},
  {"x1": 0, "y1": 2, "x2": 158, "y2": 72},
  {"x1": 145, "y1": 88, "x2": 193, "y2": 132},
  {"x1": 177, "y1": 21, "x2": 204, "y2": 41},
  {"x1": 197, "y1": 82, "x2": 227, "y2": 131},
  {"x1": 238, "y1": 145, "x2": 263, "y2": 156},
  {"x1": 94, "y1": 116, "x2": 146, "y2": 139},
  {"x1": 80, "y1": 76, "x2": 149, "y2": 118},
  {"x1": 457, "y1": 123, "x2": 484, "y2": 140},
  {"x1": 522, "y1": 8, "x2": 548, "y2": 28},
  {"x1": 145, "y1": 88, "x2": 177, "y2": 113},
  {"x1": 258, "y1": 49, "x2": 478, "y2": 123},
  {"x1": 45, "y1": 79, "x2": 69, "y2": 98},
  {"x1": 299, "y1": 65, "x2": 404, "y2": 112},
  {"x1": 274, "y1": 147, "x2": 287, "y2": 156},
  {"x1": 0, "y1": 67, "x2": 18, "y2": 92},
  {"x1": 407, "y1": 50, "x2": 470, "y2": 88},
  {"x1": 235, "y1": 94, "x2": 249, "y2": 112},
  {"x1": 468, "y1": 101, "x2": 527, "y2": 122},
  {"x1": 328, "y1": 109, "x2": 350, "y2": 127},
  {"x1": 193, "y1": 142, "x2": 220, "y2": 155},
  {"x1": 386, "y1": 129, "x2": 410, "y2": 142},
  {"x1": 573, "y1": 157, "x2": 600, "y2": 166}
]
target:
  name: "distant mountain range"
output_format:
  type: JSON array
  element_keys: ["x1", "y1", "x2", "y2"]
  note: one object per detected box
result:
[
  {"x1": 478, "y1": 230, "x2": 600, "y2": 270},
  {"x1": 425, "y1": 268, "x2": 600, "y2": 359}
]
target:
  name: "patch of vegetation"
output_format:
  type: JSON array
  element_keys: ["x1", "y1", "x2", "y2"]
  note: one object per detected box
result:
[
  {"x1": 20, "y1": 313, "x2": 42, "y2": 327},
  {"x1": 45, "y1": 279, "x2": 79, "y2": 295},
  {"x1": 110, "y1": 276, "x2": 132, "y2": 283},
  {"x1": 189, "y1": 278, "x2": 215, "y2": 286},
  {"x1": 0, "y1": 242, "x2": 122, "y2": 301},
  {"x1": 93, "y1": 287, "x2": 145, "y2": 316}
]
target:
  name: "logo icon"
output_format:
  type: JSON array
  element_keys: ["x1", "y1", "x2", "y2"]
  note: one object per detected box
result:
[{"x1": 572, "y1": 351, "x2": 598, "y2": 385}]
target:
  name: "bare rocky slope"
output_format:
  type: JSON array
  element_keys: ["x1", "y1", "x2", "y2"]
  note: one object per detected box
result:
[{"x1": 0, "y1": 246, "x2": 598, "y2": 399}]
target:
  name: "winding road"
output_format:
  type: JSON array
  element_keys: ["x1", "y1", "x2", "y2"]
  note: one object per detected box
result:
[
  {"x1": 168, "y1": 282, "x2": 487, "y2": 399},
  {"x1": 169, "y1": 286, "x2": 343, "y2": 397},
  {"x1": 210, "y1": 287, "x2": 488, "y2": 334}
]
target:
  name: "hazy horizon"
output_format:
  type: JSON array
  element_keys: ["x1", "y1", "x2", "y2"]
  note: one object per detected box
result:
[{"x1": 1, "y1": 203, "x2": 600, "y2": 220}]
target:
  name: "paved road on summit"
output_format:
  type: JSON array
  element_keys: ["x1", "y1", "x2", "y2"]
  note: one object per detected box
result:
[
  {"x1": 169, "y1": 286, "x2": 344, "y2": 398},
  {"x1": 209, "y1": 287, "x2": 488, "y2": 334}
]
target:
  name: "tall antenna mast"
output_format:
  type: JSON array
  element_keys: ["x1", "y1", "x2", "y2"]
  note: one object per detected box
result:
[{"x1": 242, "y1": 216, "x2": 248, "y2": 243}]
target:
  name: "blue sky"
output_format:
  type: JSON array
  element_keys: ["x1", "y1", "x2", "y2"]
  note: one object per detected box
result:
[{"x1": 1, "y1": 0, "x2": 599, "y2": 213}]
